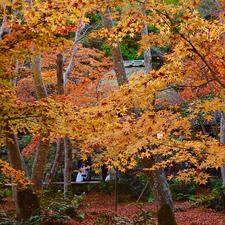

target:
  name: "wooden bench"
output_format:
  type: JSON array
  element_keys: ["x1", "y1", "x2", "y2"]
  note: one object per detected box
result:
[
  {"x1": 4, "y1": 180, "x2": 101, "y2": 187},
  {"x1": 44, "y1": 181, "x2": 101, "y2": 185}
]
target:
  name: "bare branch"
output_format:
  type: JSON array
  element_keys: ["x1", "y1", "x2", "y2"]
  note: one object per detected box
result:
[{"x1": 63, "y1": 24, "x2": 85, "y2": 87}]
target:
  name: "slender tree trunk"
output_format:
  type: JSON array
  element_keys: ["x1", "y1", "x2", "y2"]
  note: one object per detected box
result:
[
  {"x1": 136, "y1": 182, "x2": 149, "y2": 203},
  {"x1": 45, "y1": 139, "x2": 63, "y2": 187},
  {"x1": 56, "y1": 53, "x2": 73, "y2": 199},
  {"x1": 141, "y1": 5, "x2": 176, "y2": 223},
  {"x1": 101, "y1": 6, "x2": 176, "y2": 224},
  {"x1": 64, "y1": 137, "x2": 73, "y2": 199},
  {"x1": 57, "y1": 24, "x2": 84, "y2": 197},
  {"x1": 100, "y1": 9, "x2": 127, "y2": 86},
  {"x1": 63, "y1": 24, "x2": 85, "y2": 88},
  {"x1": 4, "y1": 127, "x2": 39, "y2": 221},
  {"x1": 20, "y1": 149, "x2": 30, "y2": 179},
  {"x1": 220, "y1": 112, "x2": 225, "y2": 187},
  {"x1": 31, "y1": 54, "x2": 50, "y2": 190},
  {"x1": 57, "y1": 53, "x2": 64, "y2": 95},
  {"x1": 141, "y1": 3, "x2": 152, "y2": 74},
  {"x1": 114, "y1": 168, "x2": 118, "y2": 214},
  {"x1": 45, "y1": 53, "x2": 65, "y2": 187}
]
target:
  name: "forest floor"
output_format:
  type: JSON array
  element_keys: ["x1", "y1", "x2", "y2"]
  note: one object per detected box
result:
[
  {"x1": 1, "y1": 190, "x2": 225, "y2": 224},
  {"x1": 70, "y1": 191, "x2": 225, "y2": 225}
]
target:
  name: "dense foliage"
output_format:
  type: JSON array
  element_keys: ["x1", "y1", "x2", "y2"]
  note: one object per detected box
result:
[{"x1": 0, "y1": 0, "x2": 225, "y2": 223}]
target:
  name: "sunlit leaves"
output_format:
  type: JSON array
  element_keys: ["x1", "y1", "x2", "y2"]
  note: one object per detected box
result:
[
  {"x1": 0, "y1": 159, "x2": 32, "y2": 189},
  {"x1": 1, "y1": 0, "x2": 225, "y2": 185}
]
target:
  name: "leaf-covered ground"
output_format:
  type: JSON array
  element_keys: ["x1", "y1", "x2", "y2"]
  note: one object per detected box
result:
[
  {"x1": 71, "y1": 191, "x2": 225, "y2": 225},
  {"x1": 1, "y1": 191, "x2": 225, "y2": 224}
]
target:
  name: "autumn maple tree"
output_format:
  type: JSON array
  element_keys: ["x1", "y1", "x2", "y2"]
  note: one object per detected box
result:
[
  {"x1": 1, "y1": 0, "x2": 225, "y2": 224},
  {"x1": 0, "y1": 0, "x2": 96, "y2": 220},
  {"x1": 67, "y1": 0, "x2": 225, "y2": 223},
  {"x1": 80, "y1": 0, "x2": 225, "y2": 182}
]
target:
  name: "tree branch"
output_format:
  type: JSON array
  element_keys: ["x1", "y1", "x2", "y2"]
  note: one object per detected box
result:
[{"x1": 63, "y1": 24, "x2": 85, "y2": 87}]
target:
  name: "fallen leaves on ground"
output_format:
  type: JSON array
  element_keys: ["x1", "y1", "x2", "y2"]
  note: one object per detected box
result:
[{"x1": 70, "y1": 191, "x2": 225, "y2": 225}]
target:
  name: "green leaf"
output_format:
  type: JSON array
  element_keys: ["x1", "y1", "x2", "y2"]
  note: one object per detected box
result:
[{"x1": 79, "y1": 212, "x2": 85, "y2": 219}]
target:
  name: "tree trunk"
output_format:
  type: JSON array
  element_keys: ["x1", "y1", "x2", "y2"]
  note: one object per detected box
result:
[
  {"x1": 31, "y1": 132, "x2": 50, "y2": 190},
  {"x1": 31, "y1": 54, "x2": 50, "y2": 190},
  {"x1": 19, "y1": 143, "x2": 30, "y2": 179},
  {"x1": 114, "y1": 168, "x2": 118, "y2": 214},
  {"x1": 31, "y1": 55, "x2": 48, "y2": 99},
  {"x1": 100, "y1": 9, "x2": 127, "y2": 86},
  {"x1": 101, "y1": 6, "x2": 176, "y2": 224},
  {"x1": 45, "y1": 139, "x2": 64, "y2": 187},
  {"x1": 141, "y1": 2, "x2": 152, "y2": 74},
  {"x1": 220, "y1": 112, "x2": 225, "y2": 187},
  {"x1": 59, "y1": 26, "x2": 85, "y2": 194},
  {"x1": 4, "y1": 127, "x2": 39, "y2": 221},
  {"x1": 64, "y1": 137, "x2": 72, "y2": 199},
  {"x1": 1, "y1": 6, "x2": 39, "y2": 219},
  {"x1": 56, "y1": 53, "x2": 73, "y2": 199},
  {"x1": 57, "y1": 53, "x2": 64, "y2": 94},
  {"x1": 141, "y1": 4, "x2": 176, "y2": 223},
  {"x1": 142, "y1": 157, "x2": 177, "y2": 225},
  {"x1": 45, "y1": 54, "x2": 66, "y2": 187},
  {"x1": 63, "y1": 24, "x2": 85, "y2": 88}
]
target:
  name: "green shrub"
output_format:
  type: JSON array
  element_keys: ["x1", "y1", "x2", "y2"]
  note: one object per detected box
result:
[
  {"x1": 192, "y1": 178, "x2": 225, "y2": 211},
  {"x1": 119, "y1": 171, "x2": 150, "y2": 200},
  {"x1": 26, "y1": 193, "x2": 86, "y2": 225},
  {"x1": 192, "y1": 194, "x2": 224, "y2": 211},
  {"x1": 169, "y1": 178, "x2": 197, "y2": 201},
  {"x1": 210, "y1": 178, "x2": 225, "y2": 195},
  {"x1": 99, "y1": 180, "x2": 115, "y2": 194}
]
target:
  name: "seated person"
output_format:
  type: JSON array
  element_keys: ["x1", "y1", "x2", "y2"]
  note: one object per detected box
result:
[{"x1": 76, "y1": 161, "x2": 88, "y2": 182}]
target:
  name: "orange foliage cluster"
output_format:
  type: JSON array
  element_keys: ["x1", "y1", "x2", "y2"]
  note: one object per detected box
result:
[
  {"x1": 1, "y1": 0, "x2": 225, "y2": 186},
  {"x1": 17, "y1": 46, "x2": 113, "y2": 106},
  {"x1": 0, "y1": 159, "x2": 32, "y2": 189},
  {"x1": 22, "y1": 135, "x2": 39, "y2": 158},
  {"x1": 180, "y1": 39, "x2": 225, "y2": 101}
]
